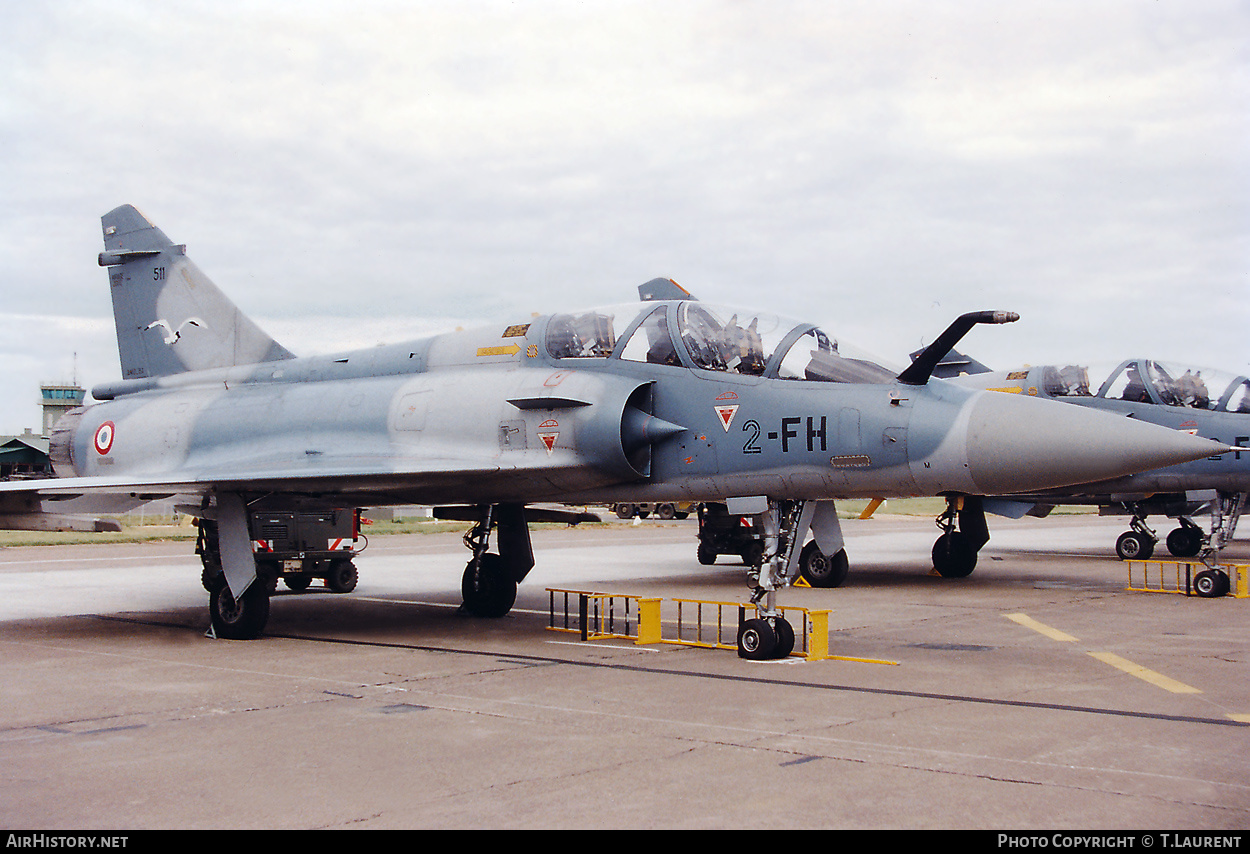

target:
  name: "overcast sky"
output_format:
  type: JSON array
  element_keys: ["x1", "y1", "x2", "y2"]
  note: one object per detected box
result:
[{"x1": 1, "y1": 0, "x2": 1245, "y2": 434}]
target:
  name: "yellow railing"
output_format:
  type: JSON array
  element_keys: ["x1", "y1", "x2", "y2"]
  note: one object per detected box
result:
[
  {"x1": 545, "y1": 588, "x2": 893, "y2": 663},
  {"x1": 546, "y1": 588, "x2": 662, "y2": 644},
  {"x1": 1125, "y1": 560, "x2": 1249, "y2": 598}
]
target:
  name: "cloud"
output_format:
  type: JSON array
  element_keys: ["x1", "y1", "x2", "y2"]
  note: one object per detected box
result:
[{"x1": 0, "y1": 0, "x2": 1246, "y2": 432}]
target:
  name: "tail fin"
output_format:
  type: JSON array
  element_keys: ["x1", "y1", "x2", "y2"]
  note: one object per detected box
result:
[{"x1": 98, "y1": 205, "x2": 294, "y2": 379}]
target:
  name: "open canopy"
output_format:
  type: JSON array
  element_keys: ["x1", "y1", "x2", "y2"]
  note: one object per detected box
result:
[
  {"x1": 1041, "y1": 359, "x2": 1250, "y2": 413},
  {"x1": 543, "y1": 301, "x2": 899, "y2": 383}
]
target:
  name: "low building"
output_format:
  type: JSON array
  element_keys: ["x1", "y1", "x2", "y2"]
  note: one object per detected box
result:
[{"x1": 0, "y1": 430, "x2": 51, "y2": 479}]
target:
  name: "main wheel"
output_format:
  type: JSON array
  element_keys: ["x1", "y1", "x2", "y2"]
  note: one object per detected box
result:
[
  {"x1": 737, "y1": 618, "x2": 777, "y2": 660},
  {"x1": 461, "y1": 553, "x2": 517, "y2": 617},
  {"x1": 200, "y1": 560, "x2": 223, "y2": 592},
  {"x1": 932, "y1": 531, "x2": 977, "y2": 578},
  {"x1": 326, "y1": 560, "x2": 358, "y2": 593},
  {"x1": 799, "y1": 542, "x2": 849, "y2": 588},
  {"x1": 1166, "y1": 527, "x2": 1202, "y2": 558},
  {"x1": 1116, "y1": 531, "x2": 1155, "y2": 560},
  {"x1": 209, "y1": 582, "x2": 271, "y2": 640}
]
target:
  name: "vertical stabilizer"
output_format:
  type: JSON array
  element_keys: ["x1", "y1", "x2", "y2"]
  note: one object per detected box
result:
[{"x1": 98, "y1": 205, "x2": 294, "y2": 379}]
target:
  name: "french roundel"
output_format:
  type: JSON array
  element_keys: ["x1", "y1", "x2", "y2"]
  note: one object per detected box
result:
[{"x1": 94, "y1": 421, "x2": 116, "y2": 455}]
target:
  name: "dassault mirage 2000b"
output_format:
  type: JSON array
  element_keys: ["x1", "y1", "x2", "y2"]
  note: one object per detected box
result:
[{"x1": 0, "y1": 205, "x2": 1227, "y2": 656}]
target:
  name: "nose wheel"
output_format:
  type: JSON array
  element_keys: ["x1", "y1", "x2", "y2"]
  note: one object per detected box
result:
[
  {"x1": 1194, "y1": 569, "x2": 1231, "y2": 598},
  {"x1": 737, "y1": 615, "x2": 795, "y2": 660}
]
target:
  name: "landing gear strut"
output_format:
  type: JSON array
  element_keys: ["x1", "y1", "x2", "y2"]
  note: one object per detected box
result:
[{"x1": 738, "y1": 498, "x2": 843, "y2": 659}]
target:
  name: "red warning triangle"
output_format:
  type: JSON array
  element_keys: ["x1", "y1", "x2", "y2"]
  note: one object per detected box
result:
[
  {"x1": 715, "y1": 405, "x2": 738, "y2": 432},
  {"x1": 538, "y1": 432, "x2": 558, "y2": 455}
]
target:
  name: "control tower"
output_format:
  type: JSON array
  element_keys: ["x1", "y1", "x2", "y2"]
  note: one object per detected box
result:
[{"x1": 40, "y1": 383, "x2": 85, "y2": 437}]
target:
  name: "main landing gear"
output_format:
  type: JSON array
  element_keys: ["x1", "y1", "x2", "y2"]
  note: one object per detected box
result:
[
  {"x1": 196, "y1": 505, "x2": 363, "y2": 640},
  {"x1": 739, "y1": 498, "x2": 845, "y2": 659},
  {"x1": 1114, "y1": 512, "x2": 1160, "y2": 560},
  {"x1": 931, "y1": 495, "x2": 989, "y2": 578},
  {"x1": 451, "y1": 503, "x2": 535, "y2": 618},
  {"x1": 1114, "y1": 492, "x2": 1246, "y2": 565}
]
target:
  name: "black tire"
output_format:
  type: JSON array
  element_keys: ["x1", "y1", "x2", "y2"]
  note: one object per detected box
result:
[
  {"x1": 932, "y1": 531, "x2": 977, "y2": 578},
  {"x1": 1194, "y1": 569, "x2": 1228, "y2": 598},
  {"x1": 773, "y1": 618, "x2": 795, "y2": 659},
  {"x1": 209, "y1": 582, "x2": 270, "y2": 640},
  {"x1": 461, "y1": 553, "x2": 517, "y2": 617},
  {"x1": 284, "y1": 575, "x2": 312, "y2": 592},
  {"x1": 200, "y1": 560, "x2": 223, "y2": 593},
  {"x1": 737, "y1": 618, "x2": 777, "y2": 660},
  {"x1": 1116, "y1": 531, "x2": 1155, "y2": 561},
  {"x1": 799, "y1": 542, "x2": 849, "y2": 587},
  {"x1": 326, "y1": 560, "x2": 358, "y2": 594},
  {"x1": 257, "y1": 561, "x2": 280, "y2": 594},
  {"x1": 1166, "y1": 527, "x2": 1202, "y2": 558},
  {"x1": 697, "y1": 544, "x2": 718, "y2": 566},
  {"x1": 615, "y1": 504, "x2": 636, "y2": 519},
  {"x1": 656, "y1": 503, "x2": 677, "y2": 520}
]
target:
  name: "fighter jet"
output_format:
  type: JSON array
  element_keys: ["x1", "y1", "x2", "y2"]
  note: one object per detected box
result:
[
  {"x1": 927, "y1": 355, "x2": 1248, "y2": 594},
  {"x1": 0, "y1": 205, "x2": 1228, "y2": 655}
]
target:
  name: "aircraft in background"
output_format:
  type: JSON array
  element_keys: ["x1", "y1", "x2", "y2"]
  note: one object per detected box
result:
[
  {"x1": 924, "y1": 352, "x2": 1248, "y2": 596},
  {"x1": 0, "y1": 205, "x2": 1228, "y2": 653}
]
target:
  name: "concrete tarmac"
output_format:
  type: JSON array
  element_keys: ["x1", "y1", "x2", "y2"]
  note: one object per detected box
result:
[{"x1": 1, "y1": 514, "x2": 1247, "y2": 830}]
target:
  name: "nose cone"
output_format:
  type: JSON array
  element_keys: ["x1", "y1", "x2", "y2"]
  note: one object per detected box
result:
[{"x1": 963, "y1": 391, "x2": 1228, "y2": 495}]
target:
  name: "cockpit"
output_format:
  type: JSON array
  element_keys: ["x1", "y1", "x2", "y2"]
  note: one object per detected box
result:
[
  {"x1": 1042, "y1": 359, "x2": 1250, "y2": 413},
  {"x1": 544, "y1": 301, "x2": 898, "y2": 383}
]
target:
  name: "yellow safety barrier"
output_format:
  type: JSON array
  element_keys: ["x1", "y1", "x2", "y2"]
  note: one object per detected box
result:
[
  {"x1": 1125, "y1": 560, "x2": 1250, "y2": 598},
  {"x1": 547, "y1": 588, "x2": 661, "y2": 643},
  {"x1": 546, "y1": 588, "x2": 895, "y2": 664}
]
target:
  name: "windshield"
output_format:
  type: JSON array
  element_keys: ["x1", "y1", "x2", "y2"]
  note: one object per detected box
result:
[
  {"x1": 545, "y1": 307, "x2": 623, "y2": 359},
  {"x1": 1042, "y1": 365, "x2": 1093, "y2": 397}
]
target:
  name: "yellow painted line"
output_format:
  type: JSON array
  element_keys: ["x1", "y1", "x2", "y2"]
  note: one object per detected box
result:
[
  {"x1": 829, "y1": 654, "x2": 900, "y2": 666},
  {"x1": 1005, "y1": 613, "x2": 1078, "y2": 642},
  {"x1": 1087, "y1": 652, "x2": 1202, "y2": 694},
  {"x1": 1005, "y1": 614, "x2": 1235, "y2": 709}
]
